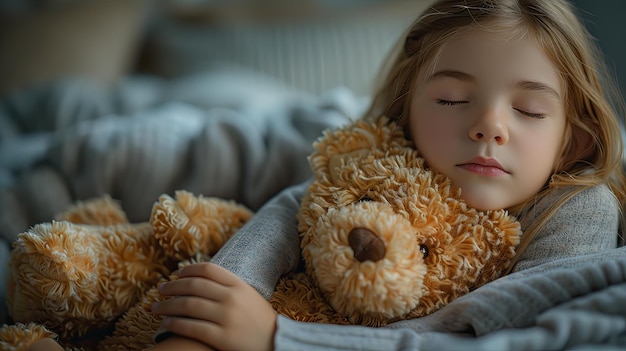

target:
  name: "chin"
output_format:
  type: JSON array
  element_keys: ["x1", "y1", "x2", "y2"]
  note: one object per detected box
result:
[{"x1": 460, "y1": 194, "x2": 504, "y2": 212}]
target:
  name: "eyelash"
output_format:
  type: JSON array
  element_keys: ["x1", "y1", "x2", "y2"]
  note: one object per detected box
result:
[
  {"x1": 436, "y1": 100, "x2": 546, "y2": 119},
  {"x1": 514, "y1": 108, "x2": 545, "y2": 119},
  {"x1": 436, "y1": 99, "x2": 466, "y2": 106}
]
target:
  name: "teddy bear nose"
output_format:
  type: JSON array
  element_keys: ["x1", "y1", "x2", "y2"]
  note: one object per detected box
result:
[{"x1": 348, "y1": 227, "x2": 386, "y2": 262}]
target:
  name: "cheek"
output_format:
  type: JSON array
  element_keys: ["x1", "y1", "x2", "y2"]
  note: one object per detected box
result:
[
  {"x1": 410, "y1": 111, "x2": 459, "y2": 156},
  {"x1": 517, "y1": 128, "x2": 564, "y2": 178}
]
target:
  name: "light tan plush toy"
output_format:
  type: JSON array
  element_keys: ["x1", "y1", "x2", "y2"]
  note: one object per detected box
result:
[
  {"x1": 270, "y1": 117, "x2": 521, "y2": 326},
  {"x1": 1, "y1": 192, "x2": 253, "y2": 350},
  {"x1": 0, "y1": 118, "x2": 521, "y2": 350}
]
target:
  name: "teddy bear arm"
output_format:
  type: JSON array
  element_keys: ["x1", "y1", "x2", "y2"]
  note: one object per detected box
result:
[
  {"x1": 471, "y1": 217, "x2": 522, "y2": 288},
  {"x1": 270, "y1": 273, "x2": 340, "y2": 324},
  {"x1": 97, "y1": 280, "x2": 166, "y2": 351},
  {"x1": 151, "y1": 191, "x2": 253, "y2": 261}
]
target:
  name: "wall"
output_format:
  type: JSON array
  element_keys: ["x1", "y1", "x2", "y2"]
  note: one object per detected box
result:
[{"x1": 569, "y1": 0, "x2": 626, "y2": 106}]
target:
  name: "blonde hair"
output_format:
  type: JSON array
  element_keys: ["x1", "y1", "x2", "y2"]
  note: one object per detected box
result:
[{"x1": 364, "y1": 0, "x2": 626, "y2": 267}]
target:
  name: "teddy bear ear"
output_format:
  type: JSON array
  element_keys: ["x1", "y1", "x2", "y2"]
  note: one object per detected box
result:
[{"x1": 308, "y1": 117, "x2": 410, "y2": 184}]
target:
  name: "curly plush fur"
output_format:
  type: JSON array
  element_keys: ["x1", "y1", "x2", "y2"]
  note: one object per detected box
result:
[
  {"x1": 0, "y1": 118, "x2": 520, "y2": 350},
  {"x1": 270, "y1": 118, "x2": 521, "y2": 326},
  {"x1": 2, "y1": 192, "x2": 251, "y2": 350}
]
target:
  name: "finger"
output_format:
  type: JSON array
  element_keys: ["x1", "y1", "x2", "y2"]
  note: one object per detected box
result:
[
  {"x1": 152, "y1": 296, "x2": 223, "y2": 322},
  {"x1": 158, "y1": 276, "x2": 229, "y2": 300},
  {"x1": 160, "y1": 316, "x2": 222, "y2": 348},
  {"x1": 177, "y1": 263, "x2": 242, "y2": 286}
]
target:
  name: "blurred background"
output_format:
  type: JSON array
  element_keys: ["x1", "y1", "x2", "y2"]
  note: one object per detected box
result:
[
  {"x1": 1, "y1": 0, "x2": 622, "y2": 98},
  {"x1": 570, "y1": 0, "x2": 626, "y2": 107},
  {"x1": 0, "y1": 0, "x2": 427, "y2": 96}
]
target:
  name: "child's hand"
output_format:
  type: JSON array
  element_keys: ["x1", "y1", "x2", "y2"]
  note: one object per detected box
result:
[{"x1": 152, "y1": 262, "x2": 277, "y2": 351}]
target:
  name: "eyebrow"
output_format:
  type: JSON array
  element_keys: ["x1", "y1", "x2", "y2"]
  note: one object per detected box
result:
[
  {"x1": 427, "y1": 70, "x2": 475, "y2": 83},
  {"x1": 516, "y1": 81, "x2": 561, "y2": 100},
  {"x1": 428, "y1": 70, "x2": 561, "y2": 99}
]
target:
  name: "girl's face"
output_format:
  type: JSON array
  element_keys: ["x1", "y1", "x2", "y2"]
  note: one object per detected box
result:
[{"x1": 409, "y1": 26, "x2": 567, "y2": 211}]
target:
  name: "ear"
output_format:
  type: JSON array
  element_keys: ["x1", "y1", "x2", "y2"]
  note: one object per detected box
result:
[
  {"x1": 308, "y1": 118, "x2": 409, "y2": 184},
  {"x1": 327, "y1": 149, "x2": 370, "y2": 184},
  {"x1": 562, "y1": 123, "x2": 594, "y2": 165}
]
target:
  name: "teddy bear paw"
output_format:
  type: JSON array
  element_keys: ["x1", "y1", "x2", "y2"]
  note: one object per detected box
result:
[{"x1": 150, "y1": 190, "x2": 253, "y2": 261}]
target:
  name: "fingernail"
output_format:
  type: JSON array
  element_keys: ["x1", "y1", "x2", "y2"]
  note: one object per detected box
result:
[
  {"x1": 151, "y1": 301, "x2": 159, "y2": 311},
  {"x1": 154, "y1": 325, "x2": 173, "y2": 343},
  {"x1": 158, "y1": 282, "x2": 166, "y2": 292}
]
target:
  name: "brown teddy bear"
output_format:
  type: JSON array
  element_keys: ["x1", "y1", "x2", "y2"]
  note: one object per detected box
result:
[
  {"x1": 270, "y1": 117, "x2": 521, "y2": 326},
  {"x1": 0, "y1": 117, "x2": 521, "y2": 350},
  {"x1": 1, "y1": 191, "x2": 253, "y2": 350}
]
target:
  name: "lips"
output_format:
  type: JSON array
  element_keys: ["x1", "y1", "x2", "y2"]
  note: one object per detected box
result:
[{"x1": 457, "y1": 157, "x2": 509, "y2": 176}]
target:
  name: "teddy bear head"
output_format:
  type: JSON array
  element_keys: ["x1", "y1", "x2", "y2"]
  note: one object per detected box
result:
[{"x1": 297, "y1": 117, "x2": 521, "y2": 326}]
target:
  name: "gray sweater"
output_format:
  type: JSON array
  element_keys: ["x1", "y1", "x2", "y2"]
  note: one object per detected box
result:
[{"x1": 211, "y1": 181, "x2": 623, "y2": 351}]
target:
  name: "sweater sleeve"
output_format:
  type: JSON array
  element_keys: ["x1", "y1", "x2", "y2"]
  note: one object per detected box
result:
[
  {"x1": 210, "y1": 180, "x2": 309, "y2": 299},
  {"x1": 512, "y1": 184, "x2": 620, "y2": 272}
]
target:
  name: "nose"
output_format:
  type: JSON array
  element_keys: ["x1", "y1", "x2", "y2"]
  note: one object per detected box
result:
[
  {"x1": 468, "y1": 108, "x2": 509, "y2": 144},
  {"x1": 348, "y1": 227, "x2": 386, "y2": 262}
]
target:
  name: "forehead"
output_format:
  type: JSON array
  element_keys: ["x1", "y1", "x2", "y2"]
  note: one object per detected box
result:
[{"x1": 418, "y1": 25, "x2": 563, "y2": 95}]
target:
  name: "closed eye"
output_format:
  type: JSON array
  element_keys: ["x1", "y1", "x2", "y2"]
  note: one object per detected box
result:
[
  {"x1": 359, "y1": 195, "x2": 374, "y2": 202},
  {"x1": 436, "y1": 99, "x2": 468, "y2": 106},
  {"x1": 514, "y1": 108, "x2": 545, "y2": 119}
]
